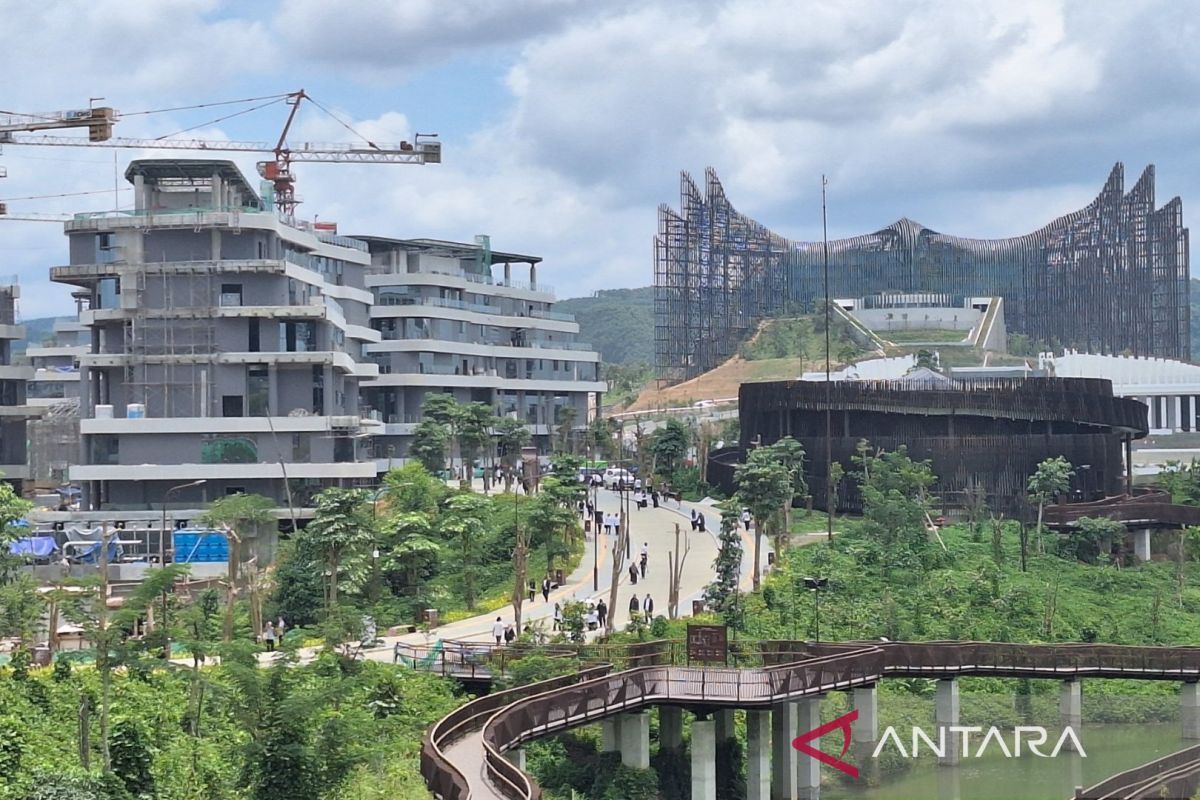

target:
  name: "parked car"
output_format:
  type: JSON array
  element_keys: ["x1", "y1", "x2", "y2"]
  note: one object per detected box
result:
[{"x1": 604, "y1": 467, "x2": 635, "y2": 490}]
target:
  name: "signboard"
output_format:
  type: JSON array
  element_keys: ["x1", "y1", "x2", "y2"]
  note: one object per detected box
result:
[{"x1": 687, "y1": 624, "x2": 728, "y2": 664}]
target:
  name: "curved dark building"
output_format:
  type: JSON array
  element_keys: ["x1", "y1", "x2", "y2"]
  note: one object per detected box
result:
[
  {"x1": 708, "y1": 375, "x2": 1149, "y2": 517},
  {"x1": 655, "y1": 164, "x2": 1189, "y2": 382}
]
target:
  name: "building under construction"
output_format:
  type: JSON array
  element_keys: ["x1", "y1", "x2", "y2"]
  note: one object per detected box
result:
[
  {"x1": 50, "y1": 159, "x2": 379, "y2": 513},
  {"x1": 654, "y1": 164, "x2": 1190, "y2": 383}
]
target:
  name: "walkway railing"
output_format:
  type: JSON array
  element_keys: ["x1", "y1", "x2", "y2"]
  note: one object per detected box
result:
[
  {"x1": 1076, "y1": 743, "x2": 1200, "y2": 799},
  {"x1": 451, "y1": 640, "x2": 1200, "y2": 800}
]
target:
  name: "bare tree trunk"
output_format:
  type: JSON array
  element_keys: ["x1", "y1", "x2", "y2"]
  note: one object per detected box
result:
[
  {"x1": 606, "y1": 513, "x2": 629, "y2": 634},
  {"x1": 511, "y1": 519, "x2": 528, "y2": 635},
  {"x1": 667, "y1": 523, "x2": 691, "y2": 619},
  {"x1": 752, "y1": 517, "x2": 763, "y2": 591}
]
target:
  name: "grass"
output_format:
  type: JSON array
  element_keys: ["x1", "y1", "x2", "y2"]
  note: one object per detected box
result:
[
  {"x1": 882, "y1": 328, "x2": 969, "y2": 343},
  {"x1": 438, "y1": 538, "x2": 586, "y2": 623}
]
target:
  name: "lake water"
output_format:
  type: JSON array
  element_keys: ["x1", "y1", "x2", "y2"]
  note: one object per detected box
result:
[{"x1": 821, "y1": 723, "x2": 1186, "y2": 800}]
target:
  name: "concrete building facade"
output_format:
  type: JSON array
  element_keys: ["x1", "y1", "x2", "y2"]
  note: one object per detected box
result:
[
  {"x1": 50, "y1": 159, "x2": 380, "y2": 512},
  {"x1": 0, "y1": 283, "x2": 40, "y2": 488},
  {"x1": 357, "y1": 236, "x2": 604, "y2": 468}
]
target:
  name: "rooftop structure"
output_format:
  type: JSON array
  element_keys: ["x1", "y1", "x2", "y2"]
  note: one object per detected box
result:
[{"x1": 655, "y1": 164, "x2": 1189, "y2": 382}]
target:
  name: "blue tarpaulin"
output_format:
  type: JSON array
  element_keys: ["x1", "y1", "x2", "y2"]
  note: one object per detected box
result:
[
  {"x1": 75, "y1": 540, "x2": 122, "y2": 564},
  {"x1": 9, "y1": 536, "x2": 57, "y2": 557}
]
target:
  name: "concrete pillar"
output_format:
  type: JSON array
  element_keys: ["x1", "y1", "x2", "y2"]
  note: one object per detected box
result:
[
  {"x1": 1134, "y1": 528, "x2": 1151, "y2": 562},
  {"x1": 1176, "y1": 396, "x2": 1184, "y2": 433},
  {"x1": 504, "y1": 747, "x2": 526, "y2": 771},
  {"x1": 619, "y1": 712, "x2": 650, "y2": 769},
  {"x1": 1060, "y1": 680, "x2": 1082, "y2": 752},
  {"x1": 797, "y1": 697, "x2": 822, "y2": 800},
  {"x1": 658, "y1": 706, "x2": 684, "y2": 752},
  {"x1": 600, "y1": 717, "x2": 620, "y2": 752},
  {"x1": 529, "y1": 263, "x2": 537, "y2": 290},
  {"x1": 715, "y1": 708, "x2": 736, "y2": 745},
  {"x1": 771, "y1": 702, "x2": 798, "y2": 800},
  {"x1": 504, "y1": 262, "x2": 511, "y2": 286},
  {"x1": 935, "y1": 679, "x2": 960, "y2": 766},
  {"x1": 1183, "y1": 682, "x2": 1200, "y2": 740},
  {"x1": 852, "y1": 685, "x2": 879, "y2": 743},
  {"x1": 1060, "y1": 680, "x2": 1082, "y2": 729},
  {"x1": 691, "y1": 718, "x2": 716, "y2": 800},
  {"x1": 746, "y1": 710, "x2": 771, "y2": 800}
]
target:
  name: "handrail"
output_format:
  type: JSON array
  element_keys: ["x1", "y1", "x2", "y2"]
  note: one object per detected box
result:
[
  {"x1": 463, "y1": 640, "x2": 1200, "y2": 800},
  {"x1": 422, "y1": 664, "x2": 613, "y2": 800},
  {"x1": 1076, "y1": 743, "x2": 1200, "y2": 799}
]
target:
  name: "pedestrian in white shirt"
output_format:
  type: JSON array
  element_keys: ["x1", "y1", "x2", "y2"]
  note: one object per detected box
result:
[
  {"x1": 741, "y1": 508, "x2": 752, "y2": 531},
  {"x1": 491, "y1": 616, "x2": 505, "y2": 645}
]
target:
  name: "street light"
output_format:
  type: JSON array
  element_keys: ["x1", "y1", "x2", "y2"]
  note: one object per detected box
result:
[
  {"x1": 160, "y1": 479, "x2": 207, "y2": 565},
  {"x1": 804, "y1": 577, "x2": 829, "y2": 643}
]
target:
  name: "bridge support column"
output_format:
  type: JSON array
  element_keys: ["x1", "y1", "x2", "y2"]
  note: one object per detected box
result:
[
  {"x1": 1182, "y1": 682, "x2": 1200, "y2": 740},
  {"x1": 1060, "y1": 680, "x2": 1082, "y2": 729},
  {"x1": 619, "y1": 711, "x2": 650, "y2": 768},
  {"x1": 797, "y1": 697, "x2": 822, "y2": 800},
  {"x1": 691, "y1": 718, "x2": 716, "y2": 800},
  {"x1": 935, "y1": 679, "x2": 960, "y2": 766},
  {"x1": 771, "y1": 701, "x2": 798, "y2": 800},
  {"x1": 601, "y1": 718, "x2": 620, "y2": 753},
  {"x1": 659, "y1": 707, "x2": 684, "y2": 752},
  {"x1": 746, "y1": 710, "x2": 771, "y2": 800},
  {"x1": 715, "y1": 708, "x2": 736, "y2": 745},
  {"x1": 504, "y1": 747, "x2": 526, "y2": 771},
  {"x1": 852, "y1": 685, "x2": 878, "y2": 744},
  {"x1": 1134, "y1": 528, "x2": 1152, "y2": 562}
]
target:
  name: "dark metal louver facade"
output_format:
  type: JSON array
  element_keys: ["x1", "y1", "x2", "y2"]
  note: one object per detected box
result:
[{"x1": 654, "y1": 164, "x2": 1190, "y2": 382}]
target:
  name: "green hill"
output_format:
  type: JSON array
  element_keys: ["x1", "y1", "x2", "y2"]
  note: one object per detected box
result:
[
  {"x1": 16, "y1": 315, "x2": 65, "y2": 354},
  {"x1": 557, "y1": 286, "x2": 654, "y2": 365}
]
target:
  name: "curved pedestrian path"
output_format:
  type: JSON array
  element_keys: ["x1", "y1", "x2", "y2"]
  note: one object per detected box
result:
[{"x1": 423, "y1": 640, "x2": 1200, "y2": 800}]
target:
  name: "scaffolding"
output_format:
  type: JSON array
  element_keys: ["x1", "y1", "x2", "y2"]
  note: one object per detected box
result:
[
  {"x1": 653, "y1": 163, "x2": 1191, "y2": 384},
  {"x1": 123, "y1": 267, "x2": 218, "y2": 417},
  {"x1": 29, "y1": 401, "x2": 79, "y2": 486}
]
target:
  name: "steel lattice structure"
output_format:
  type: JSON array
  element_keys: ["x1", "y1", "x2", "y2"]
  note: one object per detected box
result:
[{"x1": 654, "y1": 164, "x2": 1190, "y2": 382}]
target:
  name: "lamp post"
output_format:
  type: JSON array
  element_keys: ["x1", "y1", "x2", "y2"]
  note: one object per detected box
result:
[
  {"x1": 160, "y1": 479, "x2": 207, "y2": 565},
  {"x1": 804, "y1": 576, "x2": 828, "y2": 643}
]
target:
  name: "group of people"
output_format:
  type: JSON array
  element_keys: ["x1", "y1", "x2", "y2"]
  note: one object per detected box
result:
[
  {"x1": 627, "y1": 541, "x2": 650, "y2": 584},
  {"x1": 491, "y1": 617, "x2": 519, "y2": 645},
  {"x1": 689, "y1": 508, "x2": 708, "y2": 533},
  {"x1": 260, "y1": 616, "x2": 288, "y2": 652}
]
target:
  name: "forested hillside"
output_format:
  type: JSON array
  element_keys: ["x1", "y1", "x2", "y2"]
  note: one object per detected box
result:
[{"x1": 557, "y1": 286, "x2": 654, "y2": 365}]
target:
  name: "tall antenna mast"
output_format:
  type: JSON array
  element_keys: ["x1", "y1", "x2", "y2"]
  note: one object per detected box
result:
[{"x1": 822, "y1": 175, "x2": 833, "y2": 541}]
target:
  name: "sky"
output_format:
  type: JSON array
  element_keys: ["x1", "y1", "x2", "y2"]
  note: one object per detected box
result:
[{"x1": 1, "y1": 0, "x2": 1198, "y2": 318}]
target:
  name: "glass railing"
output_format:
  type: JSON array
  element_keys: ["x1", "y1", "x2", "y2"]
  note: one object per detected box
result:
[{"x1": 315, "y1": 232, "x2": 369, "y2": 252}]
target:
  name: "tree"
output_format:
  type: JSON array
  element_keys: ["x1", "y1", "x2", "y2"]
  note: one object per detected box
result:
[
  {"x1": 382, "y1": 461, "x2": 446, "y2": 515},
  {"x1": 409, "y1": 419, "x2": 449, "y2": 474},
  {"x1": 527, "y1": 475, "x2": 581, "y2": 577},
  {"x1": 555, "y1": 405, "x2": 578, "y2": 454},
  {"x1": 301, "y1": 488, "x2": 373, "y2": 608},
  {"x1": 1028, "y1": 456, "x2": 1074, "y2": 554},
  {"x1": 962, "y1": 478, "x2": 989, "y2": 542},
  {"x1": 0, "y1": 483, "x2": 36, "y2": 641},
  {"x1": 494, "y1": 416, "x2": 532, "y2": 491},
  {"x1": 763, "y1": 436, "x2": 807, "y2": 539},
  {"x1": 437, "y1": 493, "x2": 490, "y2": 609},
  {"x1": 734, "y1": 447, "x2": 792, "y2": 590},
  {"x1": 650, "y1": 418, "x2": 690, "y2": 478},
  {"x1": 703, "y1": 507, "x2": 743, "y2": 628},
  {"x1": 381, "y1": 512, "x2": 440, "y2": 615},
  {"x1": 855, "y1": 444, "x2": 938, "y2": 574},
  {"x1": 456, "y1": 402, "x2": 495, "y2": 483},
  {"x1": 201, "y1": 492, "x2": 275, "y2": 641}
]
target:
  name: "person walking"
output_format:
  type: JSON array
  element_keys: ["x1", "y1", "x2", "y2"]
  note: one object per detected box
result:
[
  {"x1": 690, "y1": 508, "x2": 699, "y2": 532},
  {"x1": 586, "y1": 606, "x2": 599, "y2": 631},
  {"x1": 553, "y1": 602, "x2": 562, "y2": 631},
  {"x1": 629, "y1": 593, "x2": 640, "y2": 619},
  {"x1": 597, "y1": 599, "x2": 608, "y2": 628},
  {"x1": 541, "y1": 576, "x2": 551, "y2": 603},
  {"x1": 651, "y1": 489, "x2": 659, "y2": 509},
  {"x1": 504, "y1": 624, "x2": 516, "y2": 645},
  {"x1": 277, "y1": 616, "x2": 287, "y2": 642},
  {"x1": 643, "y1": 594, "x2": 654, "y2": 617},
  {"x1": 603, "y1": 513, "x2": 613, "y2": 536},
  {"x1": 639, "y1": 542, "x2": 649, "y2": 578},
  {"x1": 699, "y1": 513, "x2": 707, "y2": 533},
  {"x1": 492, "y1": 616, "x2": 506, "y2": 646},
  {"x1": 262, "y1": 620, "x2": 276, "y2": 652},
  {"x1": 628, "y1": 562, "x2": 639, "y2": 584},
  {"x1": 741, "y1": 508, "x2": 752, "y2": 531}
]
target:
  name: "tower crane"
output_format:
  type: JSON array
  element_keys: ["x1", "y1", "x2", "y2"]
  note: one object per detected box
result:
[{"x1": 0, "y1": 90, "x2": 439, "y2": 218}]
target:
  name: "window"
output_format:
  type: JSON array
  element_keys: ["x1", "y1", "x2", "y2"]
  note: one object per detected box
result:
[
  {"x1": 222, "y1": 395, "x2": 244, "y2": 417},
  {"x1": 219, "y1": 283, "x2": 243, "y2": 307},
  {"x1": 248, "y1": 318, "x2": 260, "y2": 352},
  {"x1": 312, "y1": 365, "x2": 324, "y2": 413},
  {"x1": 247, "y1": 366, "x2": 269, "y2": 416},
  {"x1": 226, "y1": 486, "x2": 247, "y2": 496}
]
